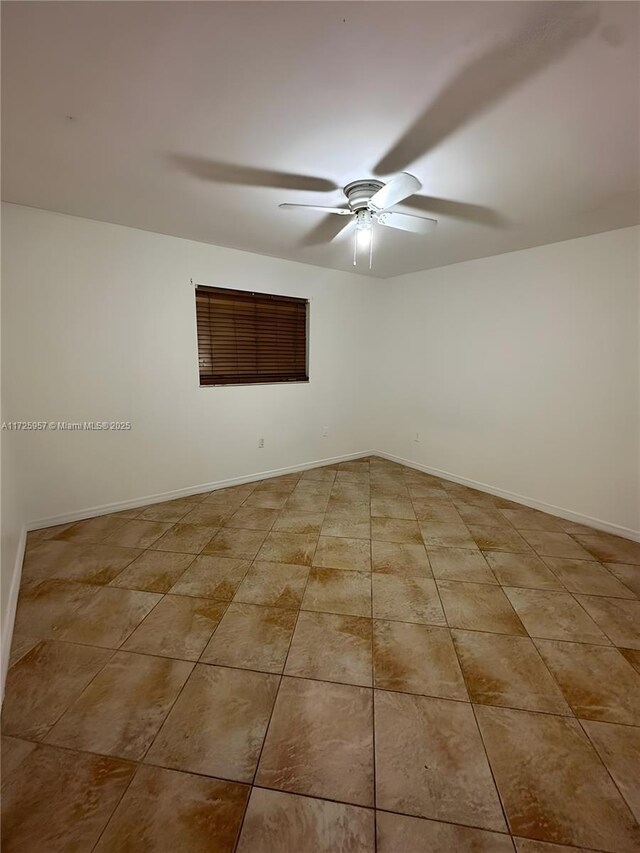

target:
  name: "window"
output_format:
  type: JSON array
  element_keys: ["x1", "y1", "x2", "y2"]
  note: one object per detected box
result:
[{"x1": 195, "y1": 285, "x2": 309, "y2": 386}]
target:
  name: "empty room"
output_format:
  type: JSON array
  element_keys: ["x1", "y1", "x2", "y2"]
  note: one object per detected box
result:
[{"x1": 1, "y1": 1, "x2": 639, "y2": 851}]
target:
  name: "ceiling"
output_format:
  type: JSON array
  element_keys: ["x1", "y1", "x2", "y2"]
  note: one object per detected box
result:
[{"x1": 2, "y1": 1, "x2": 639, "y2": 279}]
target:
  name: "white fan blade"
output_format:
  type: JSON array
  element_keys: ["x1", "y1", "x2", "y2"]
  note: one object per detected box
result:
[
  {"x1": 368, "y1": 173, "x2": 422, "y2": 211},
  {"x1": 279, "y1": 203, "x2": 353, "y2": 215},
  {"x1": 333, "y1": 219, "x2": 355, "y2": 241},
  {"x1": 376, "y1": 211, "x2": 437, "y2": 234}
]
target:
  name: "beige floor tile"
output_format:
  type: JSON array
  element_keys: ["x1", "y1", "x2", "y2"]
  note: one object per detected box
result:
[
  {"x1": 273, "y1": 509, "x2": 325, "y2": 534},
  {"x1": 371, "y1": 518, "x2": 423, "y2": 545},
  {"x1": 519, "y1": 531, "x2": 593, "y2": 560},
  {"x1": 455, "y1": 504, "x2": 513, "y2": 527},
  {"x1": 373, "y1": 620, "x2": 467, "y2": 699},
  {"x1": 484, "y1": 551, "x2": 564, "y2": 590},
  {"x1": 225, "y1": 506, "x2": 279, "y2": 530},
  {"x1": 137, "y1": 499, "x2": 196, "y2": 523},
  {"x1": 574, "y1": 533, "x2": 640, "y2": 565},
  {"x1": 301, "y1": 468, "x2": 336, "y2": 483},
  {"x1": 1, "y1": 744, "x2": 135, "y2": 852},
  {"x1": 544, "y1": 557, "x2": 636, "y2": 598},
  {"x1": 582, "y1": 720, "x2": 640, "y2": 823},
  {"x1": 255, "y1": 531, "x2": 317, "y2": 566},
  {"x1": 7, "y1": 634, "x2": 40, "y2": 668},
  {"x1": 236, "y1": 787, "x2": 374, "y2": 853},
  {"x1": 375, "y1": 691, "x2": 505, "y2": 830},
  {"x1": 320, "y1": 516, "x2": 371, "y2": 540},
  {"x1": 295, "y1": 479, "x2": 334, "y2": 495},
  {"x1": 376, "y1": 812, "x2": 515, "y2": 853},
  {"x1": 51, "y1": 514, "x2": 129, "y2": 544},
  {"x1": 504, "y1": 588, "x2": 610, "y2": 644},
  {"x1": 412, "y1": 502, "x2": 463, "y2": 524},
  {"x1": 534, "y1": 640, "x2": 640, "y2": 725},
  {"x1": 325, "y1": 499, "x2": 370, "y2": 519},
  {"x1": 56, "y1": 586, "x2": 162, "y2": 648},
  {"x1": 123, "y1": 595, "x2": 226, "y2": 660},
  {"x1": 370, "y1": 498, "x2": 415, "y2": 520},
  {"x1": 475, "y1": 705, "x2": 640, "y2": 851},
  {"x1": 438, "y1": 581, "x2": 526, "y2": 635},
  {"x1": 298, "y1": 465, "x2": 338, "y2": 485},
  {"x1": 256, "y1": 676, "x2": 374, "y2": 806},
  {"x1": 604, "y1": 562, "x2": 640, "y2": 597},
  {"x1": 575, "y1": 595, "x2": 640, "y2": 649},
  {"x1": 331, "y1": 483, "x2": 371, "y2": 503},
  {"x1": 94, "y1": 765, "x2": 249, "y2": 853},
  {"x1": 620, "y1": 647, "x2": 640, "y2": 673},
  {"x1": 12, "y1": 579, "x2": 98, "y2": 639},
  {"x1": 202, "y1": 489, "x2": 250, "y2": 511},
  {"x1": 110, "y1": 550, "x2": 195, "y2": 593},
  {"x1": 27, "y1": 522, "x2": 80, "y2": 543},
  {"x1": 1, "y1": 737, "x2": 37, "y2": 783},
  {"x1": 428, "y1": 547, "x2": 497, "y2": 584},
  {"x1": 23, "y1": 540, "x2": 143, "y2": 585},
  {"x1": 467, "y1": 525, "x2": 532, "y2": 553},
  {"x1": 314, "y1": 536, "x2": 371, "y2": 572},
  {"x1": 46, "y1": 651, "x2": 192, "y2": 760},
  {"x1": 179, "y1": 504, "x2": 233, "y2": 526},
  {"x1": 243, "y1": 491, "x2": 289, "y2": 509},
  {"x1": 201, "y1": 602, "x2": 297, "y2": 673},
  {"x1": 2, "y1": 640, "x2": 112, "y2": 739},
  {"x1": 498, "y1": 509, "x2": 563, "y2": 531},
  {"x1": 514, "y1": 841, "x2": 600, "y2": 853},
  {"x1": 169, "y1": 555, "x2": 250, "y2": 600},
  {"x1": 284, "y1": 610, "x2": 372, "y2": 686},
  {"x1": 420, "y1": 522, "x2": 478, "y2": 549},
  {"x1": 284, "y1": 492, "x2": 330, "y2": 512},
  {"x1": 302, "y1": 567, "x2": 372, "y2": 617},
  {"x1": 452, "y1": 631, "x2": 570, "y2": 714},
  {"x1": 254, "y1": 478, "x2": 298, "y2": 493},
  {"x1": 373, "y1": 575, "x2": 446, "y2": 625},
  {"x1": 371, "y1": 541, "x2": 432, "y2": 578},
  {"x1": 102, "y1": 519, "x2": 174, "y2": 548},
  {"x1": 146, "y1": 664, "x2": 278, "y2": 781},
  {"x1": 233, "y1": 561, "x2": 309, "y2": 608},
  {"x1": 150, "y1": 522, "x2": 219, "y2": 554},
  {"x1": 202, "y1": 528, "x2": 268, "y2": 559},
  {"x1": 409, "y1": 485, "x2": 451, "y2": 501}
]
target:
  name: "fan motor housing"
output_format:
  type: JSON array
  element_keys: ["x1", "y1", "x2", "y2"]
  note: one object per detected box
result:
[{"x1": 343, "y1": 179, "x2": 384, "y2": 212}]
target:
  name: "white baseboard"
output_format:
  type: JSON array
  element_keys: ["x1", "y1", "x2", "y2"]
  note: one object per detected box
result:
[
  {"x1": 376, "y1": 451, "x2": 640, "y2": 543},
  {"x1": 1, "y1": 526, "x2": 27, "y2": 701},
  {"x1": 27, "y1": 450, "x2": 376, "y2": 531}
]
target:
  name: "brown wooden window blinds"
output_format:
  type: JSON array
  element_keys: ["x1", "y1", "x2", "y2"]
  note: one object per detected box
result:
[{"x1": 195, "y1": 285, "x2": 309, "y2": 386}]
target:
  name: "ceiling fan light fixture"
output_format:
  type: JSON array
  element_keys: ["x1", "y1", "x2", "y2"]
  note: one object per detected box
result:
[
  {"x1": 279, "y1": 172, "x2": 436, "y2": 271},
  {"x1": 354, "y1": 209, "x2": 373, "y2": 267}
]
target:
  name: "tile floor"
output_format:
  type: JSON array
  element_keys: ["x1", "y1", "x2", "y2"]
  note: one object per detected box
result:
[{"x1": 2, "y1": 456, "x2": 640, "y2": 852}]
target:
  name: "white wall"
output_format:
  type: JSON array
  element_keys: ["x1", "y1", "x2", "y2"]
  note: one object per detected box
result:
[
  {"x1": 371, "y1": 226, "x2": 640, "y2": 536},
  {"x1": 0, "y1": 203, "x2": 375, "y2": 662}
]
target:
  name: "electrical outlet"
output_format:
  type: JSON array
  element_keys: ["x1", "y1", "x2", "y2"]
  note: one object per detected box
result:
[
  {"x1": 258, "y1": 438, "x2": 264, "y2": 448},
  {"x1": 322, "y1": 426, "x2": 329, "y2": 437},
  {"x1": 414, "y1": 432, "x2": 420, "y2": 442}
]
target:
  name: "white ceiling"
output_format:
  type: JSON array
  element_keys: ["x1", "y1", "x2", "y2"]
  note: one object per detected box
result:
[{"x1": 2, "y1": 1, "x2": 639, "y2": 278}]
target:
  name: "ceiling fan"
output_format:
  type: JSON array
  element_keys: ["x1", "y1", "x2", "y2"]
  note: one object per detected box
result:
[
  {"x1": 279, "y1": 173, "x2": 435, "y2": 267},
  {"x1": 171, "y1": 3, "x2": 598, "y2": 270}
]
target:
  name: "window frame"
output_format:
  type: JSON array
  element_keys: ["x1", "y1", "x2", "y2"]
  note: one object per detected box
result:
[{"x1": 194, "y1": 284, "x2": 310, "y2": 388}]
